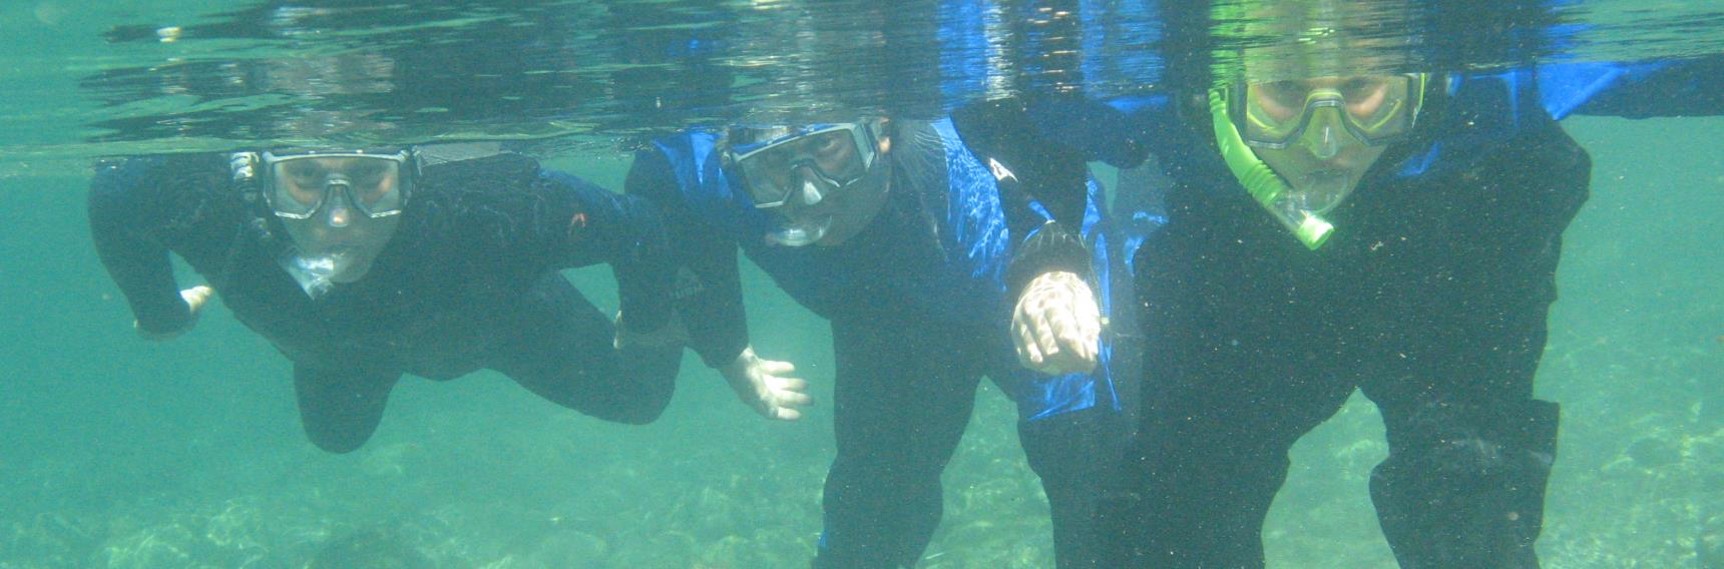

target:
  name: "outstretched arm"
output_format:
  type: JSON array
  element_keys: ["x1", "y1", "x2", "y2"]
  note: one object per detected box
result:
[
  {"x1": 622, "y1": 144, "x2": 811, "y2": 420},
  {"x1": 1551, "y1": 56, "x2": 1724, "y2": 119},
  {"x1": 953, "y1": 96, "x2": 1139, "y2": 374}
]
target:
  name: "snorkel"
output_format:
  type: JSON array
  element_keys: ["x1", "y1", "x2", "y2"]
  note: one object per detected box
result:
[
  {"x1": 229, "y1": 151, "x2": 340, "y2": 296},
  {"x1": 1202, "y1": 0, "x2": 1430, "y2": 251},
  {"x1": 1209, "y1": 88, "x2": 1334, "y2": 249}
]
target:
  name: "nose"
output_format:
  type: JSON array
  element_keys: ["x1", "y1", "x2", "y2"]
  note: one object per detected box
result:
[
  {"x1": 796, "y1": 167, "x2": 825, "y2": 206},
  {"x1": 323, "y1": 184, "x2": 353, "y2": 228},
  {"x1": 1309, "y1": 124, "x2": 1341, "y2": 160}
]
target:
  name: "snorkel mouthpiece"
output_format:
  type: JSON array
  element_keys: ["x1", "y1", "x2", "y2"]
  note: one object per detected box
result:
[
  {"x1": 279, "y1": 249, "x2": 348, "y2": 299},
  {"x1": 765, "y1": 214, "x2": 833, "y2": 247},
  {"x1": 1209, "y1": 88, "x2": 1334, "y2": 250}
]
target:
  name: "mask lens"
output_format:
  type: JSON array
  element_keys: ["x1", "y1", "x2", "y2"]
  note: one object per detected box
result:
[
  {"x1": 1242, "y1": 80, "x2": 1312, "y2": 142},
  {"x1": 269, "y1": 158, "x2": 330, "y2": 217},
  {"x1": 266, "y1": 153, "x2": 406, "y2": 219},
  {"x1": 1239, "y1": 74, "x2": 1421, "y2": 148},
  {"x1": 732, "y1": 124, "x2": 871, "y2": 209},
  {"x1": 343, "y1": 158, "x2": 403, "y2": 214},
  {"x1": 1341, "y1": 75, "x2": 1414, "y2": 139},
  {"x1": 797, "y1": 129, "x2": 867, "y2": 184}
]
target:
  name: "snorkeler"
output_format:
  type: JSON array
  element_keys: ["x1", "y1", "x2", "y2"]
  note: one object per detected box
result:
[
  {"x1": 89, "y1": 147, "x2": 688, "y2": 453},
  {"x1": 974, "y1": 1, "x2": 1724, "y2": 567},
  {"x1": 624, "y1": 114, "x2": 1129, "y2": 568}
]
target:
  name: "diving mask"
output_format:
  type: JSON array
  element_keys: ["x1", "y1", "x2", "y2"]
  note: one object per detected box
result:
[
  {"x1": 261, "y1": 149, "x2": 416, "y2": 220},
  {"x1": 1229, "y1": 73, "x2": 1427, "y2": 150},
  {"x1": 727, "y1": 123, "x2": 880, "y2": 209}
]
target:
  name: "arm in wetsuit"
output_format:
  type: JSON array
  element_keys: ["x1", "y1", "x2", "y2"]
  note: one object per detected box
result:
[
  {"x1": 416, "y1": 153, "x2": 678, "y2": 333},
  {"x1": 952, "y1": 96, "x2": 1146, "y2": 373},
  {"x1": 88, "y1": 154, "x2": 233, "y2": 338},
  {"x1": 1548, "y1": 56, "x2": 1724, "y2": 119},
  {"x1": 621, "y1": 146, "x2": 749, "y2": 368},
  {"x1": 540, "y1": 168, "x2": 676, "y2": 333},
  {"x1": 623, "y1": 140, "x2": 810, "y2": 420},
  {"x1": 950, "y1": 97, "x2": 1130, "y2": 299}
]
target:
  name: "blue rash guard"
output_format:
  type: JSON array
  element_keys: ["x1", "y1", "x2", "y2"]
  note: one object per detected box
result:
[
  {"x1": 626, "y1": 117, "x2": 1132, "y2": 568},
  {"x1": 630, "y1": 118, "x2": 1125, "y2": 421}
]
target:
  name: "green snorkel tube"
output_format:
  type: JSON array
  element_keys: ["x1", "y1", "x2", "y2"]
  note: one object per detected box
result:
[{"x1": 1208, "y1": 87, "x2": 1334, "y2": 250}]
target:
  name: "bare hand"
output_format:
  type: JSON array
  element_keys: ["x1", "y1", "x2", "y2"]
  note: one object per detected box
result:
[
  {"x1": 1012, "y1": 271, "x2": 1101, "y2": 374},
  {"x1": 136, "y1": 285, "x2": 214, "y2": 341},
  {"x1": 719, "y1": 346, "x2": 813, "y2": 421}
]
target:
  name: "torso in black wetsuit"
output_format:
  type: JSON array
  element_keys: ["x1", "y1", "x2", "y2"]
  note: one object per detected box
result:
[{"x1": 89, "y1": 151, "x2": 681, "y2": 452}]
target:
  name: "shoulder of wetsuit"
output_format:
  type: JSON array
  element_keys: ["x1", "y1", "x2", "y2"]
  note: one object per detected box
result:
[
  {"x1": 126, "y1": 153, "x2": 237, "y2": 197},
  {"x1": 416, "y1": 152, "x2": 543, "y2": 194}
]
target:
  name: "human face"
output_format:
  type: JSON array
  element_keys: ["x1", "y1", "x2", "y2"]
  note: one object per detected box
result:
[
  {"x1": 266, "y1": 153, "x2": 408, "y2": 282},
  {"x1": 1239, "y1": 75, "x2": 1424, "y2": 215},
  {"x1": 728, "y1": 122, "x2": 891, "y2": 247},
  {"x1": 1235, "y1": 74, "x2": 1424, "y2": 150},
  {"x1": 731, "y1": 123, "x2": 878, "y2": 209}
]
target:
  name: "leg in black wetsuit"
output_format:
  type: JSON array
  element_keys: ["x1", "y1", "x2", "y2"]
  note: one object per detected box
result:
[
  {"x1": 294, "y1": 364, "x2": 403, "y2": 454},
  {"x1": 1358, "y1": 123, "x2": 1587, "y2": 569},
  {"x1": 814, "y1": 311, "x2": 985, "y2": 569},
  {"x1": 490, "y1": 273, "x2": 682, "y2": 425},
  {"x1": 1019, "y1": 404, "x2": 1128, "y2": 569},
  {"x1": 291, "y1": 274, "x2": 679, "y2": 454}
]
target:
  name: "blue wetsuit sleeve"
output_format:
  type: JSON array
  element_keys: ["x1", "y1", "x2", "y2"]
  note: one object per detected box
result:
[
  {"x1": 623, "y1": 147, "x2": 750, "y2": 369},
  {"x1": 1553, "y1": 57, "x2": 1724, "y2": 118},
  {"x1": 87, "y1": 156, "x2": 196, "y2": 335},
  {"x1": 951, "y1": 97, "x2": 1105, "y2": 300},
  {"x1": 537, "y1": 169, "x2": 676, "y2": 332}
]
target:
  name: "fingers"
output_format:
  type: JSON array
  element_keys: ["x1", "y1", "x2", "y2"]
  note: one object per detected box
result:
[
  {"x1": 1043, "y1": 295, "x2": 1100, "y2": 363},
  {"x1": 1012, "y1": 270, "x2": 1103, "y2": 375},
  {"x1": 721, "y1": 348, "x2": 814, "y2": 421},
  {"x1": 759, "y1": 374, "x2": 812, "y2": 421},
  {"x1": 1034, "y1": 312, "x2": 1066, "y2": 366},
  {"x1": 181, "y1": 285, "x2": 215, "y2": 315},
  {"x1": 757, "y1": 358, "x2": 796, "y2": 376},
  {"x1": 1013, "y1": 315, "x2": 1047, "y2": 369}
]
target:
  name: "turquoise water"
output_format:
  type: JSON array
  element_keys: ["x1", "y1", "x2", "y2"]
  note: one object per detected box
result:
[{"x1": 4, "y1": 1, "x2": 1724, "y2": 568}]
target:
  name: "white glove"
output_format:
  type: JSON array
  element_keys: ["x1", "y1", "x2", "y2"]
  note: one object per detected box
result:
[
  {"x1": 1011, "y1": 271, "x2": 1102, "y2": 374},
  {"x1": 135, "y1": 285, "x2": 214, "y2": 341},
  {"x1": 719, "y1": 346, "x2": 812, "y2": 421}
]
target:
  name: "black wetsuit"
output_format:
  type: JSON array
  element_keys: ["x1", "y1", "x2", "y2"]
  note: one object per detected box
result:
[
  {"x1": 89, "y1": 152, "x2": 680, "y2": 453},
  {"x1": 1082, "y1": 57, "x2": 1724, "y2": 567},
  {"x1": 1114, "y1": 117, "x2": 1584, "y2": 569}
]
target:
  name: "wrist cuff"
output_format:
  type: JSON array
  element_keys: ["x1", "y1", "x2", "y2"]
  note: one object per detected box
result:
[{"x1": 1006, "y1": 221, "x2": 1094, "y2": 302}]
